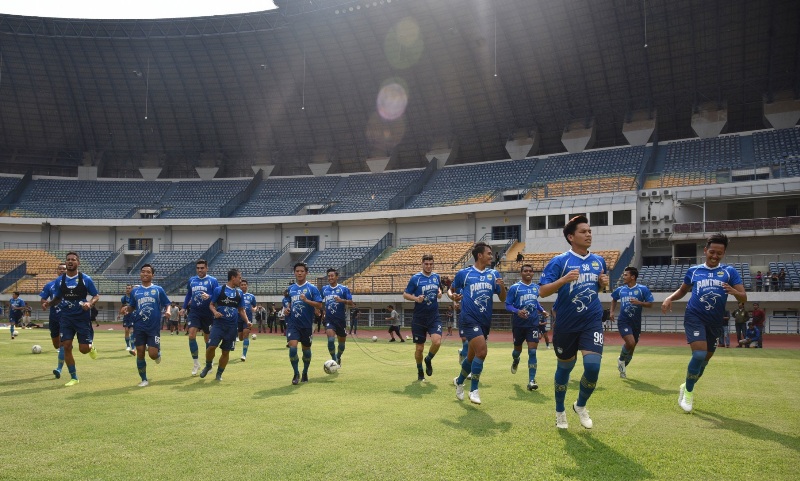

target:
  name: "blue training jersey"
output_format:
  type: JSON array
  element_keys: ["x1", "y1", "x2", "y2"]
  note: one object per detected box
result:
[
  {"x1": 505, "y1": 281, "x2": 544, "y2": 329},
  {"x1": 129, "y1": 284, "x2": 171, "y2": 332},
  {"x1": 451, "y1": 266, "x2": 503, "y2": 327},
  {"x1": 323, "y1": 284, "x2": 352, "y2": 323},
  {"x1": 212, "y1": 285, "x2": 245, "y2": 326},
  {"x1": 404, "y1": 272, "x2": 441, "y2": 320},
  {"x1": 288, "y1": 282, "x2": 323, "y2": 329},
  {"x1": 241, "y1": 292, "x2": 256, "y2": 322},
  {"x1": 120, "y1": 294, "x2": 136, "y2": 323},
  {"x1": 40, "y1": 279, "x2": 62, "y2": 321},
  {"x1": 182, "y1": 275, "x2": 220, "y2": 315},
  {"x1": 611, "y1": 283, "x2": 654, "y2": 324},
  {"x1": 684, "y1": 263, "x2": 742, "y2": 326},
  {"x1": 9, "y1": 297, "x2": 25, "y2": 319},
  {"x1": 54, "y1": 272, "x2": 99, "y2": 322},
  {"x1": 540, "y1": 250, "x2": 607, "y2": 332}
]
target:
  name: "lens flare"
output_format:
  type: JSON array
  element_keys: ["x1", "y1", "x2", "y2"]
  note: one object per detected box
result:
[
  {"x1": 384, "y1": 17, "x2": 424, "y2": 70},
  {"x1": 376, "y1": 82, "x2": 408, "y2": 121}
]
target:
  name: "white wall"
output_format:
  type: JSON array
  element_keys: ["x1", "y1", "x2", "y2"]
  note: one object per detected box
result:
[{"x1": 114, "y1": 227, "x2": 169, "y2": 251}]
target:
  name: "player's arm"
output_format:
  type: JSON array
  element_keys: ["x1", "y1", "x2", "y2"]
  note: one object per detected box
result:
[
  {"x1": 539, "y1": 269, "x2": 579, "y2": 298},
  {"x1": 722, "y1": 283, "x2": 747, "y2": 304},
  {"x1": 208, "y1": 288, "x2": 223, "y2": 318},
  {"x1": 402, "y1": 291, "x2": 422, "y2": 303},
  {"x1": 496, "y1": 277, "x2": 507, "y2": 302},
  {"x1": 661, "y1": 283, "x2": 691, "y2": 314},
  {"x1": 609, "y1": 298, "x2": 618, "y2": 320}
]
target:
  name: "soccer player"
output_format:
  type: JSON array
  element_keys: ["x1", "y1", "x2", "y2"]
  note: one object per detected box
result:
[
  {"x1": 8, "y1": 291, "x2": 25, "y2": 339},
  {"x1": 238, "y1": 279, "x2": 256, "y2": 362},
  {"x1": 42, "y1": 251, "x2": 100, "y2": 386},
  {"x1": 124, "y1": 264, "x2": 171, "y2": 387},
  {"x1": 662, "y1": 233, "x2": 746, "y2": 413},
  {"x1": 449, "y1": 241, "x2": 506, "y2": 405},
  {"x1": 322, "y1": 268, "x2": 354, "y2": 367},
  {"x1": 402, "y1": 254, "x2": 443, "y2": 382},
  {"x1": 200, "y1": 269, "x2": 249, "y2": 381},
  {"x1": 610, "y1": 267, "x2": 654, "y2": 379},
  {"x1": 39, "y1": 263, "x2": 67, "y2": 378},
  {"x1": 506, "y1": 263, "x2": 547, "y2": 391},
  {"x1": 119, "y1": 285, "x2": 136, "y2": 354},
  {"x1": 284, "y1": 262, "x2": 323, "y2": 385},
  {"x1": 180, "y1": 259, "x2": 220, "y2": 376},
  {"x1": 539, "y1": 215, "x2": 608, "y2": 429}
]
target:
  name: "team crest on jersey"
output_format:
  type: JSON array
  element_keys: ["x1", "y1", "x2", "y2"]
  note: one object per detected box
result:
[
  {"x1": 487, "y1": 274, "x2": 493, "y2": 280},
  {"x1": 150, "y1": 289, "x2": 156, "y2": 295},
  {"x1": 633, "y1": 289, "x2": 639, "y2": 295},
  {"x1": 591, "y1": 261, "x2": 599, "y2": 270},
  {"x1": 473, "y1": 327, "x2": 479, "y2": 332},
  {"x1": 716, "y1": 271, "x2": 725, "y2": 277}
]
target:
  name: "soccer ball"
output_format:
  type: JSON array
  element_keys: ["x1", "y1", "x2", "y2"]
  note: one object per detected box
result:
[
  {"x1": 31, "y1": 345, "x2": 42, "y2": 354},
  {"x1": 372, "y1": 335, "x2": 378, "y2": 342},
  {"x1": 405, "y1": 335, "x2": 411, "y2": 340},
  {"x1": 323, "y1": 359, "x2": 340, "y2": 374},
  {"x1": 251, "y1": 334, "x2": 257, "y2": 340},
  {"x1": 12, "y1": 330, "x2": 18, "y2": 338}
]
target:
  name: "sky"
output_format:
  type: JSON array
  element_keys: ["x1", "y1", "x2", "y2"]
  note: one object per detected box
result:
[{"x1": 0, "y1": 1, "x2": 278, "y2": 20}]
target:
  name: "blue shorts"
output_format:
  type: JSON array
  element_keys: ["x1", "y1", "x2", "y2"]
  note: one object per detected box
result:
[
  {"x1": 512, "y1": 325, "x2": 540, "y2": 345},
  {"x1": 324, "y1": 319, "x2": 347, "y2": 338},
  {"x1": 10, "y1": 315, "x2": 22, "y2": 326},
  {"x1": 459, "y1": 321, "x2": 490, "y2": 342},
  {"x1": 188, "y1": 311, "x2": 213, "y2": 334},
  {"x1": 133, "y1": 328, "x2": 161, "y2": 350},
  {"x1": 49, "y1": 317, "x2": 61, "y2": 339},
  {"x1": 617, "y1": 319, "x2": 642, "y2": 343},
  {"x1": 209, "y1": 323, "x2": 238, "y2": 351},
  {"x1": 122, "y1": 316, "x2": 135, "y2": 328},
  {"x1": 552, "y1": 325, "x2": 604, "y2": 360},
  {"x1": 684, "y1": 317, "x2": 721, "y2": 352},
  {"x1": 411, "y1": 316, "x2": 443, "y2": 344},
  {"x1": 538, "y1": 322, "x2": 549, "y2": 333},
  {"x1": 237, "y1": 317, "x2": 253, "y2": 333},
  {"x1": 287, "y1": 326, "x2": 313, "y2": 346},
  {"x1": 60, "y1": 317, "x2": 94, "y2": 345}
]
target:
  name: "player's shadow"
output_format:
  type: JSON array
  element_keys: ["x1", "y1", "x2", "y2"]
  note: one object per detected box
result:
[
  {"x1": 252, "y1": 383, "x2": 307, "y2": 399},
  {"x1": 693, "y1": 410, "x2": 800, "y2": 452},
  {"x1": 391, "y1": 380, "x2": 439, "y2": 399},
  {"x1": 511, "y1": 384, "x2": 548, "y2": 404},
  {"x1": 440, "y1": 403, "x2": 512, "y2": 437},
  {"x1": 0, "y1": 374, "x2": 55, "y2": 387},
  {"x1": 0, "y1": 384, "x2": 55, "y2": 397},
  {"x1": 557, "y1": 430, "x2": 654, "y2": 479},
  {"x1": 621, "y1": 378, "x2": 676, "y2": 396},
  {"x1": 67, "y1": 385, "x2": 138, "y2": 399}
]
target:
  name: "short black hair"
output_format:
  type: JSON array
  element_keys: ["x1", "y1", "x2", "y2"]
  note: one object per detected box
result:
[
  {"x1": 624, "y1": 266, "x2": 639, "y2": 279},
  {"x1": 520, "y1": 263, "x2": 534, "y2": 272},
  {"x1": 228, "y1": 268, "x2": 240, "y2": 281},
  {"x1": 141, "y1": 263, "x2": 155, "y2": 274},
  {"x1": 563, "y1": 215, "x2": 589, "y2": 245},
  {"x1": 66, "y1": 251, "x2": 80, "y2": 260},
  {"x1": 327, "y1": 268, "x2": 338, "y2": 276},
  {"x1": 422, "y1": 254, "x2": 434, "y2": 262},
  {"x1": 471, "y1": 242, "x2": 491, "y2": 261},
  {"x1": 196, "y1": 259, "x2": 208, "y2": 266},
  {"x1": 294, "y1": 262, "x2": 308, "y2": 271},
  {"x1": 241, "y1": 278, "x2": 248, "y2": 284},
  {"x1": 706, "y1": 232, "x2": 729, "y2": 249}
]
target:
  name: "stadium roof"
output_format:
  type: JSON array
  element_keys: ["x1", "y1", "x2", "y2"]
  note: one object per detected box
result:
[{"x1": 0, "y1": 0, "x2": 797, "y2": 177}]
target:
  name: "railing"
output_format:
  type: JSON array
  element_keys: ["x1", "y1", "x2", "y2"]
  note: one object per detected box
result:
[
  {"x1": 398, "y1": 234, "x2": 473, "y2": 246},
  {"x1": 127, "y1": 249, "x2": 151, "y2": 274},
  {"x1": 161, "y1": 238, "x2": 223, "y2": 294},
  {"x1": 159, "y1": 243, "x2": 209, "y2": 252},
  {"x1": 3, "y1": 242, "x2": 49, "y2": 249},
  {"x1": 0, "y1": 261, "x2": 26, "y2": 292},
  {"x1": 227, "y1": 243, "x2": 280, "y2": 250},
  {"x1": 769, "y1": 316, "x2": 800, "y2": 334},
  {"x1": 672, "y1": 252, "x2": 800, "y2": 266},
  {"x1": 673, "y1": 216, "x2": 800, "y2": 235},
  {"x1": 220, "y1": 168, "x2": 263, "y2": 217},
  {"x1": 0, "y1": 170, "x2": 31, "y2": 212},
  {"x1": 325, "y1": 239, "x2": 377, "y2": 248},
  {"x1": 388, "y1": 161, "x2": 438, "y2": 211},
  {"x1": 97, "y1": 245, "x2": 125, "y2": 273},
  {"x1": 339, "y1": 232, "x2": 392, "y2": 280},
  {"x1": 258, "y1": 242, "x2": 293, "y2": 274},
  {"x1": 609, "y1": 237, "x2": 636, "y2": 286}
]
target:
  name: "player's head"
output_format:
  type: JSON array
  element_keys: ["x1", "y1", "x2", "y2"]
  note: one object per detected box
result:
[
  {"x1": 283, "y1": 289, "x2": 290, "y2": 297},
  {"x1": 622, "y1": 266, "x2": 639, "y2": 284},
  {"x1": 196, "y1": 259, "x2": 208, "y2": 277},
  {"x1": 241, "y1": 278, "x2": 248, "y2": 292},
  {"x1": 125, "y1": 284, "x2": 132, "y2": 294},
  {"x1": 520, "y1": 263, "x2": 534, "y2": 283},
  {"x1": 471, "y1": 242, "x2": 492, "y2": 266},
  {"x1": 327, "y1": 268, "x2": 339, "y2": 284},
  {"x1": 140, "y1": 264, "x2": 155, "y2": 283},
  {"x1": 227, "y1": 268, "x2": 241, "y2": 285},
  {"x1": 704, "y1": 233, "x2": 728, "y2": 267},
  {"x1": 421, "y1": 254, "x2": 434, "y2": 274},
  {"x1": 57, "y1": 262, "x2": 67, "y2": 275},
  {"x1": 563, "y1": 215, "x2": 591, "y2": 249},
  {"x1": 387, "y1": 304, "x2": 394, "y2": 311},
  {"x1": 12, "y1": 291, "x2": 19, "y2": 298},
  {"x1": 65, "y1": 251, "x2": 80, "y2": 272},
  {"x1": 293, "y1": 262, "x2": 308, "y2": 283}
]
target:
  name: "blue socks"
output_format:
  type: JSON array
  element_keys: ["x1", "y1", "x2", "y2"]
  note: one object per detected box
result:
[
  {"x1": 328, "y1": 337, "x2": 336, "y2": 359},
  {"x1": 137, "y1": 359, "x2": 147, "y2": 381},
  {"x1": 337, "y1": 341, "x2": 345, "y2": 362},
  {"x1": 577, "y1": 354, "x2": 602, "y2": 407},
  {"x1": 302, "y1": 349, "x2": 311, "y2": 375},
  {"x1": 686, "y1": 350, "x2": 707, "y2": 392},
  {"x1": 125, "y1": 337, "x2": 130, "y2": 349},
  {"x1": 242, "y1": 338, "x2": 249, "y2": 358},
  {"x1": 619, "y1": 346, "x2": 634, "y2": 365},
  {"x1": 460, "y1": 341, "x2": 468, "y2": 358},
  {"x1": 554, "y1": 358, "x2": 577, "y2": 412},
  {"x1": 456, "y1": 356, "x2": 471, "y2": 384},
  {"x1": 512, "y1": 349, "x2": 521, "y2": 362},
  {"x1": 528, "y1": 348, "x2": 538, "y2": 382},
  {"x1": 469, "y1": 358, "x2": 484, "y2": 391},
  {"x1": 289, "y1": 347, "x2": 299, "y2": 375},
  {"x1": 67, "y1": 364, "x2": 77, "y2": 380},
  {"x1": 189, "y1": 338, "x2": 199, "y2": 360},
  {"x1": 57, "y1": 346, "x2": 64, "y2": 372}
]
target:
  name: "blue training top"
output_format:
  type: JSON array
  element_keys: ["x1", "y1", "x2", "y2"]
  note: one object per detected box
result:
[
  {"x1": 129, "y1": 284, "x2": 171, "y2": 332},
  {"x1": 405, "y1": 271, "x2": 441, "y2": 320},
  {"x1": 288, "y1": 282, "x2": 323, "y2": 330},
  {"x1": 241, "y1": 292, "x2": 257, "y2": 322},
  {"x1": 40, "y1": 279, "x2": 62, "y2": 321},
  {"x1": 53, "y1": 272, "x2": 99, "y2": 322},
  {"x1": 323, "y1": 284, "x2": 352, "y2": 323},
  {"x1": 683, "y1": 263, "x2": 742, "y2": 326},
  {"x1": 539, "y1": 250, "x2": 607, "y2": 332},
  {"x1": 505, "y1": 281, "x2": 544, "y2": 329},
  {"x1": 212, "y1": 285, "x2": 245, "y2": 326},
  {"x1": 182, "y1": 275, "x2": 220, "y2": 316},
  {"x1": 611, "y1": 283, "x2": 654, "y2": 325},
  {"x1": 451, "y1": 266, "x2": 503, "y2": 327}
]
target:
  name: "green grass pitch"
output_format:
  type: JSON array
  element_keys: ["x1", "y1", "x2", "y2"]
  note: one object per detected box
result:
[{"x1": 1, "y1": 329, "x2": 798, "y2": 481}]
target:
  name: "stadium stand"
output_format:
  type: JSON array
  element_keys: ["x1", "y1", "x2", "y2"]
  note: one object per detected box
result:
[
  {"x1": 305, "y1": 246, "x2": 372, "y2": 270},
  {"x1": 233, "y1": 176, "x2": 340, "y2": 217},
  {"x1": 535, "y1": 146, "x2": 645, "y2": 197},
  {"x1": 159, "y1": 179, "x2": 249, "y2": 218},
  {"x1": 209, "y1": 250, "x2": 279, "y2": 277},
  {"x1": 752, "y1": 127, "x2": 800, "y2": 165},
  {"x1": 327, "y1": 170, "x2": 423, "y2": 213},
  {"x1": 0, "y1": 249, "x2": 65, "y2": 294}
]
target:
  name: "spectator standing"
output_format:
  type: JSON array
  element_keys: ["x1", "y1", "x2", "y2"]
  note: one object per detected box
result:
[
  {"x1": 778, "y1": 269, "x2": 786, "y2": 291},
  {"x1": 770, "y1": 271, "x2": 778, "y2": 292},
  {"x1": 755, "y1": 271, "x2": 763, "y2": 292},
  {"x1": 719, "y1": 309, "x2": 731, "y2": 348},
  {"x1": 751, "y1": 303, "x2": 766, "y2": 348},
  {"x1": 733, "y1": 302, "x2": 749, "y2": 346},
  {"x1": 349, "y1": 305, "x2": 360, "y2": 335}
]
